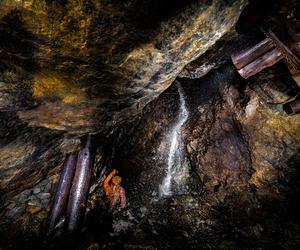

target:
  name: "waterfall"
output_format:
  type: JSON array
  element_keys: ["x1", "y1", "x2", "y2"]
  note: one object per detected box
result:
[{"x1": 159, "y1": 81, "x2": 189, "y2": 198}]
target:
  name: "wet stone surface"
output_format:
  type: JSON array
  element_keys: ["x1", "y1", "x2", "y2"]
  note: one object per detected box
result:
[
  {"x1": 0, "y1": 1, "x2": 299, "y2": 247},
  {"x1": 0, "y1": 61, "x2": 299, "y2": 249},
  {"x1": 79, "y1": 63, "x2": 300, "y2": 249}
]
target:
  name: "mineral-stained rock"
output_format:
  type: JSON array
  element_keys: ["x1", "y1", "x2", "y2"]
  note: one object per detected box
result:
[
  {"x1": 240, "y1": 64, "x2": 300, "y2": 200},
  {"x1": 35, "y1": 210, "x2": 48, "y2": 222},
  {"x1": 27, "y1": 200, "x2": 41, "y2": 207},
  {"x1": 0, "y1": 0, "x2": 247, "y2": 135},
  {"x1": 0, "y1": 81, "x2": 34, "y2": 112},
  {"x1": 0, "y1": 114, "x2": 64, "y2": 201},
  {"x1": 0, "y1": 0, "x2": 248, "y2": 221},
  {"x1": 26, "y1": 204, "x2": 43, "y2": 214},
  {"x1": 98, "y1": 62, "x2": 300, "y2": 248},
  {"x1": 1, "y1": 0, "x2": 300, "y2": 248},
  {"x1": 0, "y1": 110, "x2": 83, "y2": 203},
  {"x1": 0, "y1": 1, "x2": 248, "y2": 239},
  {"x1": 177, "y1": 31, "x2": 264, "y2": 79}
]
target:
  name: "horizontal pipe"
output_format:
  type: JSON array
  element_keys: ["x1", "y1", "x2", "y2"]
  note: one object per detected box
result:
[
  {"x1": 47, "y1": 152, "x2": 78, "y2": 235},
  {"x1": 232, "y1": 38, "x2": 275, "y2": 70},
  {"x1": 237, "y1": 48, "x2": 283, "y2": 79},
  {"x1": 65, "y1": 135, "x2": 95, "y2": 233}
]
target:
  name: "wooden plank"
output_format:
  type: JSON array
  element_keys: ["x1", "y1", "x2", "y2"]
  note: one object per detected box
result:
[
  {"x1": 237, "y1": 48, "x2": 283, "y2": 79},
  {"x1": 231, "y1": 38, "x2": 275, "y2": 70}
]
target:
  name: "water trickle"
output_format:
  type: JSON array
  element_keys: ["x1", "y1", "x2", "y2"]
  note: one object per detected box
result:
[{"x1": 159, "y1": 81, "x2": 189, "y2": 198}]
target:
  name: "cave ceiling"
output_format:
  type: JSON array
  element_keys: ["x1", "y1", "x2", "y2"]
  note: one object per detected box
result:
[{"x1": 0, "y1": 0, "x2": 247, "y2": 135}]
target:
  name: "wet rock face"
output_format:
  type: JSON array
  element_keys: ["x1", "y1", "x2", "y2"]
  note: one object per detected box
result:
[
  {"x1": 188, "y1": 111, "x2": 251, "y2": 202},
  {"x1": 181, "y1": 66, "x2": 253, "y2": 208},
  {"x1": 1, "y1": 62, "x2": 299, "y2": 248},
  {"x1": 0, "y1": 0, "x2": 247, "y2": 243},
  {"x1": 109, "y1": 65, "x2": 254, "y2": 207},
  {"x1": 242, "y1": 64, "x2": 300, "y2": 200},
  {"x1": 0, "y1": 0, "x2": 300, "y2": 248},
  {"x1": 100, "y1": 63, "x2": 300, "y2": 248},
  {"x1": 0, "y1": 0, "x2": 247, "y2": 134}
]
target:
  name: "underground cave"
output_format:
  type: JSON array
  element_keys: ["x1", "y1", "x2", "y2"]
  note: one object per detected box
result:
[{"x1": 0, "y1": 0, "x2": 300, "y2": 249}]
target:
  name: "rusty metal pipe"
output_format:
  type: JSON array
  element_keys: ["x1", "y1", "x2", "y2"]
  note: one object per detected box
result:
[
  {"x1": 47, "y1": 152, "x2": 78, "y2": 235},
  {"x1": 65, "y1": 135, "x2": 95, "y2": 233}
]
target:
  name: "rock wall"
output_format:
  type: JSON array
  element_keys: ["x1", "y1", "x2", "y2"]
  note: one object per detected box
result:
[
  {"x1": 1, "y1": 0, "x2": 300, "y2": 248},
  {"x1": 0, "y1": 176, "x2": 57, "y2": 248},
  {"x1": 101, "y1": 62, "x2": 300, "y2": 248},
  {"x1": 1, "y1": 62, "x2": 299, "y2": 249},
  {"x1": 0, "y1": 0, "x2": 248, "y2": 224}
]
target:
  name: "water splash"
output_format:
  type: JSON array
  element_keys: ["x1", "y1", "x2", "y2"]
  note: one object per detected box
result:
[{"x1": 159, "y1": 81, "x2": 189, "y2": 198}]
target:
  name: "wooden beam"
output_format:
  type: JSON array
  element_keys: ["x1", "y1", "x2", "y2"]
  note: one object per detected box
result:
[
  {"x1": 237, "y1": 48, "x2": 283, "y2": 79},
  {"x1": 231, "y1": 38, "x2": 275, "y2": 70}
]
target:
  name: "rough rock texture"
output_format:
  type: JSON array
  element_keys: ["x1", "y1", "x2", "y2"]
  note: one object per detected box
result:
[
  {"x1": 1, "y1": 0, "x2": 300, "y2": 249},
  {"x1": 177, "y1": 31, "x2": 262, "y2": 79},
  {"x1": 0, "y1": 113, "x2": 62, "y2": 200},
  {"x1": 0, "y1": 0, "x2": 247, "y2": 135},
  {"x1": 0, "y1": 112, "x2": 81, "y2": 202},
  {"x1": 1, "y1": 63, "x2": 300, "y2": 248},
  {"x1": 0, "y1": 0, "x2": 248, "y2": 240},
  {"x1": 78, "y1": 63, "x2": 299, "y2": 249},
  {"x1": 242, "y1": 65, "x2": 300, "y2": 200},
  {"x1": 178, "y1": 0, "x2": 300, "y2": 80},
  {"x1": 0, "y1": 175, "x2": 57, "y2": 248}
]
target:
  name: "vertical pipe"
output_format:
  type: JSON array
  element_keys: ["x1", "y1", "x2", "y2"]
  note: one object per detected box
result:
[
  {"x1": 65, "y1": 135, "x2": 95, "y2": 233},
  {"x1": 47, "y1": 152, "x2": 78, "y2": 235}
]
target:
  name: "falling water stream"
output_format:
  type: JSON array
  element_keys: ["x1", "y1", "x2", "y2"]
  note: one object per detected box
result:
[{"x1": 159, "y1": 81, "x2": 189, "y2": 197}]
